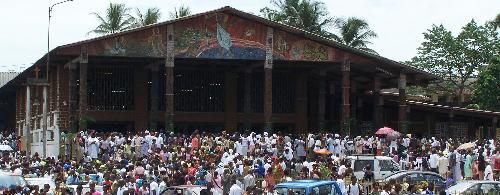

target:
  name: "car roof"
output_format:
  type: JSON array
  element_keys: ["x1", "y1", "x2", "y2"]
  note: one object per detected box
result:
[
  {"x1": 347, "y1": 155, "x2": 393, "y2": 160},
  {"x1": 456, "y1": 181, "x2": 500, "y2": 184},
  {"x1": 167, "y1": 185, "x2": 206, "y2": 189},
  {"x1": 275, "y1": 180, "x2": 337, "y2": 188},
  {"x1": 384, "y1": 171, "x2": 443, "y2": 180}
]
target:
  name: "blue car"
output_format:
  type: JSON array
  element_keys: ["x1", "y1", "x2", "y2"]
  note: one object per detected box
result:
[{"x1": 274, "y1": 180, "x2": 343, "y2": 195}]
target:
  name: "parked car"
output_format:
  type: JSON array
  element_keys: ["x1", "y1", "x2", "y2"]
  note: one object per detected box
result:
[
  {"x1": 160, "y1": 185, "x2": 206, "y2": 195},
  {"x1": 346, "y1": 154, "x2": 400, "y2": 180},
  {"x1": 0, "y1": 172, "x2": 28, "y2": 193},
  {"x1": 383, "y1": 171, "x2": 446, "y2": 192},
  {"x1": 274, "y1": 180, "x2": 342, "y2": 195},
  {"x1": 446, "y1": 181, "x2": 500, "y2": 195}
]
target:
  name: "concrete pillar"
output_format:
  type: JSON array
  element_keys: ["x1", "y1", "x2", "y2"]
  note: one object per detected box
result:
[
  {"x1": 24, "y1": 86, "x2": 31, "y2": 155},
  {"x1": 341, "y1": 55, "x2": 351, "y2": 135},
  {"x1": 78, "y1": 52, "x2": 88, "y2": 131},
  {"x1": 398, "y1": 73, "x2": 408, "y2": 133},
  {"x1": 165, "y1": 24, "x2": 175, "y2": 132},
  {"x1": 149, "y1": 65, "x2": 159, "y2": 130},
  {"x1": 318, "y1": 71, "x2": 326, "y2": 131},
  {"x1": 42, "y1": 85, "x2": 48, "y2": 158},
  {"x1": 243, "y1": 69, "x2": 252, "y2": 130},
  {"x1": 373, "y1": 76, "x2": 382, "y2": 129},
  {"x1": 68, "y1": 63, "x2": 78, "y2": 132},
  {"x1": 134, "y1": 67, "x2": 148, "y2": 130},
  {"x1": 225, "y1": 72, "x2": 238, "y2": 131},
  {"x1": 350, "y1": 82, "x2": 357, "y2": 133},
  {"x1": 263, "y1": 27, "x2": 274, "y2": 132},
  {"x1": 295, "y1": 74, "x2": 308, "y2": 132}
]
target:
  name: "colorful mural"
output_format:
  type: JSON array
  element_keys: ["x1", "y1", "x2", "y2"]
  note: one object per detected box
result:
[
  {"x1": 58, "y1": 10, "x2": 340, "y2": 62},
  {"x1": 86, "y1": 26, "x2": 167, "y2": 57},
  {"x1": 173, "y1": 13, "x2": 279, "y2": 60},
  {"x1": 273, "y1": 30, "x2": 333, "y2": 61}
]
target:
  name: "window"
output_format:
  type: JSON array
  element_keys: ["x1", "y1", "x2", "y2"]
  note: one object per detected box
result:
[
  {"x1": 353, "y1": 160, "x2": 374, "y2": 172},
  {"x1": 424, "y1": 174, "x2": 444, "y2": 184},
  {"x1": 479, "y1": 183, "x2": 498, "y2": 194},
  {"x1": 312, "y1": 184, "x2": 335, "y2": 195},
  {"x1": 274, "y1": 187, "x2": 305, "y2": 195},
  {"x1": 403, "y1": 173, "x2": 423, "y2": 183},
  {"x1": 88, "y1": 65, "x2": 134, "y2": 110},
  {"x1": 379, "y1": 160, "x2": 394, "y2": 171}
]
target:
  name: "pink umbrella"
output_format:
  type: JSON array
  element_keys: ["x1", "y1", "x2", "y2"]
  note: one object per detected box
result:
[
  {"x1": 386, "y1": 130, "x2": 402, "y2": 140},
  {"x1": 375, "y1": 127, "x2": 394, "y2": 135}
]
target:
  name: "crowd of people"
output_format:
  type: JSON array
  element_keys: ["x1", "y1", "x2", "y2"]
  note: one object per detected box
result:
[{"x1": 0, "y1": 129, "x2": 499, "y2": 195}]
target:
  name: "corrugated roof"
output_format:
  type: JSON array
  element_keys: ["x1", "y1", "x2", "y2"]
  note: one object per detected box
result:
[{"x1": 0, "y1": 72, "x2": 20, "y2": 88}]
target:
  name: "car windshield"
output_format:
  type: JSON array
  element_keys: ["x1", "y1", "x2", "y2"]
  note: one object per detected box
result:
[
  {"x1": 274, "y1": 187, "x2": 306, "y2": 195},
  {"x1": 0, "y1": 174, "x2": 27, "y2": 189}
]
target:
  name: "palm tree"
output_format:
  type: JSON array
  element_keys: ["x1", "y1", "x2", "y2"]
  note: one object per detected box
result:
[
  {"x1": 89, "y1": 3, "x2": 135, "y2": 35},
  {"x1": 260, "y1": 0, "x2": 334, "y2": 38},
  {"x1": 331, "y1": 17, "x2": 378, "y2": 54},
  {"x1": 169, "y1": 5, "x2": 191, "y2": 19},
  {"x1": 135, "y1": 7, "x2": 162, "y2": 27},
  {"x1": 494, "y1": 13, "x2": 500, "y2": 29}
]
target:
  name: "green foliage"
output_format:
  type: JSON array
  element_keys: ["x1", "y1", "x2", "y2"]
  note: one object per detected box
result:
[
  {"x1": 260, "y1": 0, "x2": 334, "y2": 38},
  {"x1": 411, "y1": 20, "x2": 499, "y2": 104},
  {"x1": 89, "y1": 3, "x2": 135, "y2": 35},
  {"x1": 169, "y1": 5, "x2": 191, "y2": 19},
  {"x1": 494, "y1": 13, "x2": 500, "y2": 29},
  {"x1": 331, "y1": 17, "x2": 378, "y2": 54},
  {"x1": 135, "y1": 7, "x2": 161, "y2": 27},
  {"x1": 472, "y1": 57, "x2": 500, "y2": 111}
]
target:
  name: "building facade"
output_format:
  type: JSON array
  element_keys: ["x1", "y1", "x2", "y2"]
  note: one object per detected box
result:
[{"x1": 0, "y1": 7, "x2": 497, "y2": 156}]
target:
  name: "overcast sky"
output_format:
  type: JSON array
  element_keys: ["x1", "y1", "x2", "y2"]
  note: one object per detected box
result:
[{"x1": 0, "y1": 0, "x2": 498, "y2": 72}]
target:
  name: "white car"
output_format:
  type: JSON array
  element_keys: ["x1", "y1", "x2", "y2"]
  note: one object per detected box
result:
[
  {"x1": 446, "y1": 181, "x2": 500, "y2": 195},
  {"x1": 346, "y1": 155, "x2": 400, "y2": 180}
]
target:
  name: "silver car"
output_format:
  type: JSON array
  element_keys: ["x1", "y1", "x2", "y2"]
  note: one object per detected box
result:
[{"x1": 446, "y1": 181, "x2": 500, "y2": 195}]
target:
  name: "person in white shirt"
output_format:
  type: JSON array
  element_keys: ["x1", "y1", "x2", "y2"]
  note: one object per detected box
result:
[
  {"x1": 438, "y1": 154, "x2": 449, "y2": 177},
  {"x1": 243, "y1": 172, "x2": 255, "y2": 191},
  {"x1": 158, "y1": 177, "x2": 167, "y2": 195},
  {"x1": 116, "y1": 180, "x2": 128, "y2": 195},
  {"x1": 347, "y1": 176, "x2": 360, "y2": 195},
  {"x1": 149, "y1": 177, "x2": 159, "y2": 195},
  {"x1": 484, "y1": 160, "x2": 494, "y2": 181},
  {"x1": 229, "y1": 180, "x2": 243, "y2": 195},
  {"x1": 334, "y1": 134, "x2": 341, "y2": 157},
  {"x1": 429, "y1": 149, "x2": 439, "y2": 173}
]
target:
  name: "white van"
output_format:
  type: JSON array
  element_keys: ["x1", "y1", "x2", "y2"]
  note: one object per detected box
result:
[{"x1": 346, "y1": 155, "x2": 400, "y2": 181}]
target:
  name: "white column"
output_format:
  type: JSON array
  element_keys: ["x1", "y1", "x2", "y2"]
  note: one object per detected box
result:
[
  {"x1": 24, "y1": 86, "x2": 31, "y2": 156},
  {"x1": 42, "y1": 86, "x2": 48, "y2": 158}
]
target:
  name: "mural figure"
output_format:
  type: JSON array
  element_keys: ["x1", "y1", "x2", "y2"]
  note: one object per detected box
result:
[
  {"x1": 109, "y1": 37, "x2": 126, "y2": 55},
  {"x1": 216, "y1": 23, "x2": 232, "y2": 50},
  {"x1": 149, "y1": 27, "x2": 166, "y2": 57}
]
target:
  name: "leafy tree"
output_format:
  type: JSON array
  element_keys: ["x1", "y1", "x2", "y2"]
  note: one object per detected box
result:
[
  {"x1": 134, "y1": 7, "x2": 161, "y2": 27},
  {"x1": 260, "y1": 0, "x2": 334, "y2": 38},
  {"x1": 472, "y1": 56, "x2": 500, "y2": 111},
  {"x1": 89, "y1": 3, "x2": 135, "y2": 35},
  {"x1": 411, "y1": 20, "x2": 499, "y2": 106},
  {"x1": 169, "y1": 5, "x2": 191, "y2": 19},
  {"x1": 494, "y1": 13, "x2": 500, "y2": 29},
  {"x1": 331, "y1": 17, "x2": 378, "y2": 54}
]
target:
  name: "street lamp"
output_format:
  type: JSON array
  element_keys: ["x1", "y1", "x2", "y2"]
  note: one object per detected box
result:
[
  {"x1": 47, "y1": 0, "x2": 73, "y2": 81},
  {"x1": 43, "y1": 0, "x2": 73, "y2": 158}
]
